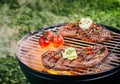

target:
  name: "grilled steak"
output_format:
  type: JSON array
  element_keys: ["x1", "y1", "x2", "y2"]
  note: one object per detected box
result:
[
  {"x1": 57, "y1": 22, "x2": 112, "y2": 43},
  {"x1": 41, "y1": 45, "x2": 108, "y2": 72}
]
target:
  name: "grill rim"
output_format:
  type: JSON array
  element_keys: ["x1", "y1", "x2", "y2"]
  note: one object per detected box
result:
[{"x1": 15, "y1": 24, "x2": 120, "y2": 80}]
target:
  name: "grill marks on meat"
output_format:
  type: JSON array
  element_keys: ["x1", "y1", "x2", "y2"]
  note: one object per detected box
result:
[
  {"x1": 41, "y1": 51, "x2": 56, "y2": 68},
  {"x1": 41, "y1": 45, "x2": 108, "y2": 74},
  {"x1": 54, "y1": 58, "x2": 70, "y2": 71},
  {"x1": 57, "y1": 23, "x2": 112, "y2": 43}
]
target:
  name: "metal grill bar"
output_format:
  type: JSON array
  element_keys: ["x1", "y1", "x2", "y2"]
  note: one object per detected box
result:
[{"x1": 64, "y1": 37, "x2": 96, "y2": 45}]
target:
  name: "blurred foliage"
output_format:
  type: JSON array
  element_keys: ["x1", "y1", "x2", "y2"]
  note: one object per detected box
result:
[
  {"x1": 0, "y1": 55, "x2": 30, "y2": 84},
  {"x1": 0, "y1": 0, "x2": 120, "y2": 32},
  {"x1": 0, "y1": 0, "x2": 120, "y2": 84}
]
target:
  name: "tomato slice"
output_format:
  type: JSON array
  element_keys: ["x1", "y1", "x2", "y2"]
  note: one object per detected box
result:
[{"x1": 39, "y1": 35, "x2": 50, "y2": 48}]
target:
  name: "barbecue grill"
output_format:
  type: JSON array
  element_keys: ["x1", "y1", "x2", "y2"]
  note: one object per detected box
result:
[{"x1": 15, "y1": 24, "x2": 120, "y2": 84}]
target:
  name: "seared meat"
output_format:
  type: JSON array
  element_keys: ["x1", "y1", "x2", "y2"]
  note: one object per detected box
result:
[
  {"x1": 57, "y1": 22, "x2": 112, "y2": 43},
  {"x1": 41, "y1": 45, "x2": 108, "y2": 72},
  {"x1": 68, "y1": 47, "x2": 108, "y2": 69},
  {"x1": 54, "y1": 58, "x2": 70, "y2": 71},
  {"x1": 57, "y1": 26, "x2": 81, "y2": 37},
  {"x1": 41, "y1": 51, "x2": 56, "y2": 68}
]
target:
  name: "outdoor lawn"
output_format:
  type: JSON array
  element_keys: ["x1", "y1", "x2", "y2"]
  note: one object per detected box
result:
[{"x1": 0, "y1": 0, "x2": 120, "y2": 84}]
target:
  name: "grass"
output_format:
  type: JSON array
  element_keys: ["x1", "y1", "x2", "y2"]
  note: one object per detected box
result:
[
  {"x1": 0, "y1": 0, "x2": 120, "y2": 83},
  {"x1": 0, "y1": 55, "x2": 29, "y2": 84}
]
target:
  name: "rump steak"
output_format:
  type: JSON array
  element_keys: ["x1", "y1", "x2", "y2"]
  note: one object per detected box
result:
[
  {"x1": 41, "y1": 45, "x2": 108, "y2": 72},
  {"x1": 57, "y1": 19, "x2": 112, "y2": 43}
]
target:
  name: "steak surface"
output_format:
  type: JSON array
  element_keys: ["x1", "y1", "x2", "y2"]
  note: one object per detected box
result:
[
  {"x1": 57, "y1": 23, "x2": 112, "y2": 43},
  {"x1": 41, "y1": 45, "x2": 108, "y2": 72}
]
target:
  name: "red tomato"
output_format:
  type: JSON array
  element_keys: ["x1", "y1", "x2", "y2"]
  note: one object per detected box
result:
[
  {"x1": 54, "y1": 55, "x2": 59, "y2": 60},
  {"x1": 86, "y1": 51, "x2": 94, "y2": 55},
  {"x1": 45, "y1": 31, "x2": 54, "y2": 39},
  {"x1": 52, "y1": 35, "x2": 64, "y2": 48},
  {"x1": 39, "y1": 30, "x2": 64, "y2": 48},
  {"x1": 39, "y1": 35, "x2": 50, "y2": 48}
]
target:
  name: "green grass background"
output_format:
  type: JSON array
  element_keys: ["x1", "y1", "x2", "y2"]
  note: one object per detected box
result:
[{"x1": 0, "y1": 0, "x2": 120, "y2": 83}]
